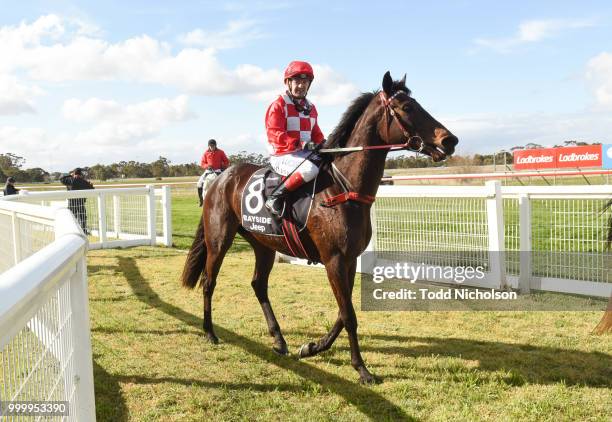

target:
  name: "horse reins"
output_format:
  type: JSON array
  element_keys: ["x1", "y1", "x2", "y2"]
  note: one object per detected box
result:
[
  {"x1": 319, "y1": 91, "x2": 422, "y2": 208},
  {"x1": 319, "y1": 91, "x2": 424, "y2": 155}
]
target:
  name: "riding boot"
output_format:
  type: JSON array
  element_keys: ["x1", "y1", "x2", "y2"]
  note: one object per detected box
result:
[
  {"x1": 265, "y1": 172, "x2": 305, "y2": 217},
  {"x1": 197, "y1": 187, "x2": 203, "y2": 207}
]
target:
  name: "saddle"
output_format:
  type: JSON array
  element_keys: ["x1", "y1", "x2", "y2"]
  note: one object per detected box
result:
[{"x1": 240, "y1": 168, "x2": 317, "y2": 237}]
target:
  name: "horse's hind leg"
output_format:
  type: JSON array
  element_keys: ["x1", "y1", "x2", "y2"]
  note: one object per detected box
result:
[
  {"x1": 242, "y1": 232, "x2": 288, "y2": 355},
  {"x1": 202, "y1": 218, "x2": 238, "y2": 344}
]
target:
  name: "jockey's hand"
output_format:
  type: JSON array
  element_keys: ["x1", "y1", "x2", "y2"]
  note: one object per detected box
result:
[{"x1": 303, "y1": 141, "x2": 321, "y2": 151}]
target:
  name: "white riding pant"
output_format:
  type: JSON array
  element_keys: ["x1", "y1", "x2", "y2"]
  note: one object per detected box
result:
[
  {"x1": 269, "y1": 150, "x2": 319, "y2": 182},
  {"x1": 197, "y1": 170, "x2": 219, "y2": 191}
]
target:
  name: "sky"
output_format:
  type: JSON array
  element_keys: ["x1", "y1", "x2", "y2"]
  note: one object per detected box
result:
[{"x1": 1, "y1": 0, "x2": 612, "y2": 172}]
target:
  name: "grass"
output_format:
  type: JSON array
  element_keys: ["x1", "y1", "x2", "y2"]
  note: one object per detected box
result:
[{"x1": 88, "y1": 245, "x2": 612, "y2": 421}]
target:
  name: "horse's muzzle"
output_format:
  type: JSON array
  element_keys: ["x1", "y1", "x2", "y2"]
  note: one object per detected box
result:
[{"x1": 440, "y1": 135, "x2": 458, "y2": 156}]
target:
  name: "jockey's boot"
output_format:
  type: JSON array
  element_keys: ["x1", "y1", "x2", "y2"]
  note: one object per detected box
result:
[
  {"x1": 197, "y1": 187, "x2": 203, "y2": 207},
  {"x1": 265, "y1": 173, "x2": 305, "y2": 217}
]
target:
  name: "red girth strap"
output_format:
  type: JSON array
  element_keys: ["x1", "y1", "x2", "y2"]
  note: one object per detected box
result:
[{"x1": 321, "y1": 191, "x2": 376, "y2": 207}]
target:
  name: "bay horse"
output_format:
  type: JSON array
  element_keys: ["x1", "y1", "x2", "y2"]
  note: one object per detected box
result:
[{"x1": 181, "y1": 72, "x2": 459, "y2": 383}]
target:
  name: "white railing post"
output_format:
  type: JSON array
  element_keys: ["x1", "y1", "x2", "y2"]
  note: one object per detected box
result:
[
  {"x1": 161, "y1": 186, "x2": 173, "y2": 247},
  {"x1": 70, "y1": 255, "x2": 96, "y2": 420},
  {"x1": 357, "y1": 204, "x2": 377, "y2": 273},
  {"x1": 113, "y1": 195, "x2": 121, "y2": 239},
  {"x1": 518, "y1": 193, "x2": 532, "y2": 293},
  {"x1": 11, "y1": 211, "x2": 21, "y2": 265},
  {"x1": 485, "y1": 181, "x2": 505, "y2": 288},
  {"x1": 146, "y1": 185, "x2": 156, "y2": 246},
  {"x1": 98, "y1": 192, "x2": 107, "y2": 247}
]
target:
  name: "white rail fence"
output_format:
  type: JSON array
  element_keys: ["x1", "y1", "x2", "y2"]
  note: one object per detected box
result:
[
  {"x1": 1, "y1": 186, "x2": 172, "y2": 249},
  {"x1": 0, "y1": 200, "x2": 95, "y2": 420},
  {"x1": 284, "y1": 181, "x2": 612, "y2": 298}
]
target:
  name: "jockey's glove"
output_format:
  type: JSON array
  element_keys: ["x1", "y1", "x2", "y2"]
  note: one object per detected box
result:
[{"x1": 303, "y1": 141, "x2": 323, "y2": 151}]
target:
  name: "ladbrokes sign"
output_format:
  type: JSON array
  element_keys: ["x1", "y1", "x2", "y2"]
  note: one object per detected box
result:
[{"x1": 513, "y1": 145, "x2": 602, "y2": 170}]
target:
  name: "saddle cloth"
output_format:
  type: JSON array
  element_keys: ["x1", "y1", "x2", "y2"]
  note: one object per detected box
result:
[{"x1": 240, "y1": 168, "x2": 317, "y2": 236}]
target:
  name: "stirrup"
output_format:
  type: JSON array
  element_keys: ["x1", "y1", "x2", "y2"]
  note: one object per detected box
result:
[{"x1": 265, "y1": 197, "x2": 286, "y2": 217}]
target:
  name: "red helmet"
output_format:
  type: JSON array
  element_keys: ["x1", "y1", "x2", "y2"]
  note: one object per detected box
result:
[{"x1": 284, "y1": 61, "x2": 314, "y2": 81}]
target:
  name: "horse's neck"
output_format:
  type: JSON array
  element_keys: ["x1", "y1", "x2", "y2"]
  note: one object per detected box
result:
[{"x1": 332, "y1": 110, "x2": 387, "y2": 197}]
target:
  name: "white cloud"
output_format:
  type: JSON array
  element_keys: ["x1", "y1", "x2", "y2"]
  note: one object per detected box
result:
[
  {"x1": 444, "y1": 111, "x2": 612, "y2": 155},
  {"x1": 473, "y1": 18, "x2": 595, "y2": 53},
  {"x1": 0, "y1": 14, "x2": 357, "y2": 105},
  {"x1": 586, "y1": 52, "x2": 612, "y2": 108},
  {"x1": 0, "y1": 74, "x2": 43, "y2": 115},
  {"x1": 178, "y1": 19, "x2": 265, "y2": 50},
  {"x1": 63, "y1": 95, "x2": 195, "y2": 145}
]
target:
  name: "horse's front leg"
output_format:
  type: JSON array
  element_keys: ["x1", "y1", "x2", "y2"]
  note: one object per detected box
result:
[
  {"x1": 297, "y1": 260, "x2": 356, "y2": 358},
  {"x1": 316, "y1": 256, "x2": 378, "y2": 384}
]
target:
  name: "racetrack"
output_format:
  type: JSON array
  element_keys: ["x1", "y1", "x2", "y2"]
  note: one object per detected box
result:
[{"x1": 88, "y1": 245, "x2": 612, "y2": 421}]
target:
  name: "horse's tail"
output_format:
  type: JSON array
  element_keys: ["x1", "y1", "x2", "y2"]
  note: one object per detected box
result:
[{"x1": 181, "y1": 217, "x2": 207, "y2": 289}]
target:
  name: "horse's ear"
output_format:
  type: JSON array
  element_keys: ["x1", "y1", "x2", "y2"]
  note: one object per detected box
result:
[
  {"x1": 382, "y1": 71, "x2": 393, "y2": 95},
  {"x1": 399, "y1": 73, "x2": 406, "y2": 87}
]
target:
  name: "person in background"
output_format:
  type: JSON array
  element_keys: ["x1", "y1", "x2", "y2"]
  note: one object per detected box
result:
[
  {"x1": 60, "y1": 168, "x2": 94, "y2": 233},
  {"x1": 3, "y1": 177, "x2": 19, "y2": 196},
  {"x1": 197, "y1": 139, "x2": 230, "y2": 206}
]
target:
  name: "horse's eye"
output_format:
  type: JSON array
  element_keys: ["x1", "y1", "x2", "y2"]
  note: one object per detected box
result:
[{"x1": 402, "y1": 104, "x2": 413, "y2": 113}]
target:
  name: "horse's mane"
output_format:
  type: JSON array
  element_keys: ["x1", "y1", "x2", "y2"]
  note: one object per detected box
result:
[{"x1": 325, "y1": 80, "x2": 411, "y2": 149}]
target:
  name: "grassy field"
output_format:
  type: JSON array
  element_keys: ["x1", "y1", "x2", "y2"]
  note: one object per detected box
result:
[
  {"x1": 88, "y1": 247, "x2": 612, "y2": 421},
  {"x1": 87, "y1": 188, "x2": 612, "y2": 421}
]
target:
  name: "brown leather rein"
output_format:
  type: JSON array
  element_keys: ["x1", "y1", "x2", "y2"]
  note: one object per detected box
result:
[{"x1": 319, "y1": 92, "x2": 421, "y2": 208}]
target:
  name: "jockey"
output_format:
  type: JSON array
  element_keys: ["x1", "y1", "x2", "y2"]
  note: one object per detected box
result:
[
  {"x1": 264, "y1": 60, "x2": 325, "y2": 217},
  {"x1": 197, "y1": 139, "x2": 229, "y2": 206}
]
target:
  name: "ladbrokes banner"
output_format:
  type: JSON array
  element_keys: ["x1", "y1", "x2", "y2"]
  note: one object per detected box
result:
[{"x1": 513, "y1": 145, "x2": 602, "y2": 170}]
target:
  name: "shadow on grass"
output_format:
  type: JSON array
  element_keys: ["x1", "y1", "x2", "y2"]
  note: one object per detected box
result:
[
  {"x1": 93, "y1": 357, "x2": 129, "y2": 422},
  {"x1": 290, "y1": 330, "x2": 612, "y2": 388},
  {"x1": 113, "y1": 257, "x2": 414, "y2": 421}
]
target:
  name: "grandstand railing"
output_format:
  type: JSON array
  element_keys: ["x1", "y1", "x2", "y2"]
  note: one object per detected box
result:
[
  {"x1": 0, "y1": 200, "x2": 96, "y2": 420},
  {"x1": 1, "y1": 186, "x2": 172, "y2": 249}
]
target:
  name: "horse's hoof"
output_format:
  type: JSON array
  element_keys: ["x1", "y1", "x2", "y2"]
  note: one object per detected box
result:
[
  {"x1": 273, "y1": 343, "x2": 289, "y2": 356},
  {"x1": 205, "y1": 333, "x2": 219, "y2": 344},
  {"x1": 297, "y1": 342, "x2": 316, "y2": 359},
  {"x1": 359, "y1": 373, "x2": 380, "y2": 385}
]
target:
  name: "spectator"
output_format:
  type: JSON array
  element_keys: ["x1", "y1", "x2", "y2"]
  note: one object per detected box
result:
[
  {"x1": 60, "y1": 168, "x2": 94, "y2": 233},
  {"x1": 3, "y1": 177, "x2": 19, "y2": 196}
]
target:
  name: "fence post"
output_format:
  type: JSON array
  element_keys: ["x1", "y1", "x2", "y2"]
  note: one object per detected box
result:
[
  {"x1": 485, "y1": 181, "x2": 505, "y2": 288},
  {"x1": 11, "y1": 211, "x2": 21, "y2": 265},
  {"x1": 356, "y1": 203, "x2": 377, "y2": 274},
  {"x1": 98, "y1": 192, "x2": 107, "y2": 247},
  {"x1": 146, "y1": 185, "x2": 156, "y2": 246},
  {"x1": 161, "y1": 186, "x2": 173, "y2": 247},
  {"x1": 113, "y1": 194, "x2": 121, "y2": 239},
  {"x1": 70, "y1": 254, "x2": 96, "y2": 420},
  {"x1": 518, "y1": 193, "x2": 532, "y2": 293}
]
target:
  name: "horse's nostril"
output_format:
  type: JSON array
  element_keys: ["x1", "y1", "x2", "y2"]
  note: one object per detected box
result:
[{"x1": 442, "y1": 135, "x2": 459, "y2": 149}]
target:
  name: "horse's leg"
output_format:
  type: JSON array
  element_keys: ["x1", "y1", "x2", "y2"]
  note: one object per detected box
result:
[
  {"x1": 298, "y1": 260, "x2": 357, "y2": 358},
  {"x1": 202, "y1": 219, "x2": 238, "y2": 344},
  {"x1": 250, "y1": 244, "x2": 289, "y2": 355},
  {"x1": 327, "y1": 256, "x2": 377, "y2": 384}
]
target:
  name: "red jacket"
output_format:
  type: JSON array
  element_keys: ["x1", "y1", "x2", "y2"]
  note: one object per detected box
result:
[
  {"x1": 200, "y1": 149, "x2": 229, "y2": 170},
  {"x1": 265, "y1": 94, "x2": 324, "y2": 155}
]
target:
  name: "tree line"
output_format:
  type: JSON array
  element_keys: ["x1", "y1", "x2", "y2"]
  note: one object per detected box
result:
[
  {"x1": 1, "y1": 141, "x2": 601, "y2": 183},
  {"x1": 0, "y1": 152, "x2": 270, "y2": 183}
]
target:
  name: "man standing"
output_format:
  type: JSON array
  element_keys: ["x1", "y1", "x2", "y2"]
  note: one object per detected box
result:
[
  {"x1": 60, "y1": 168, "x2": 94, "y2": 233},
  {"x1": 3, "y1": 177, "x2": 19, "y2": 196},
  {"x1": 197, "y1": 139, "x2": 229, "y2": 206}
]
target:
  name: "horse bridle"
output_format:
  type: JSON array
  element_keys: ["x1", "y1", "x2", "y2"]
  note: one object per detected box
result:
[{"x1": 379, "y1": 91, "x2": 425, "y2": 153}]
